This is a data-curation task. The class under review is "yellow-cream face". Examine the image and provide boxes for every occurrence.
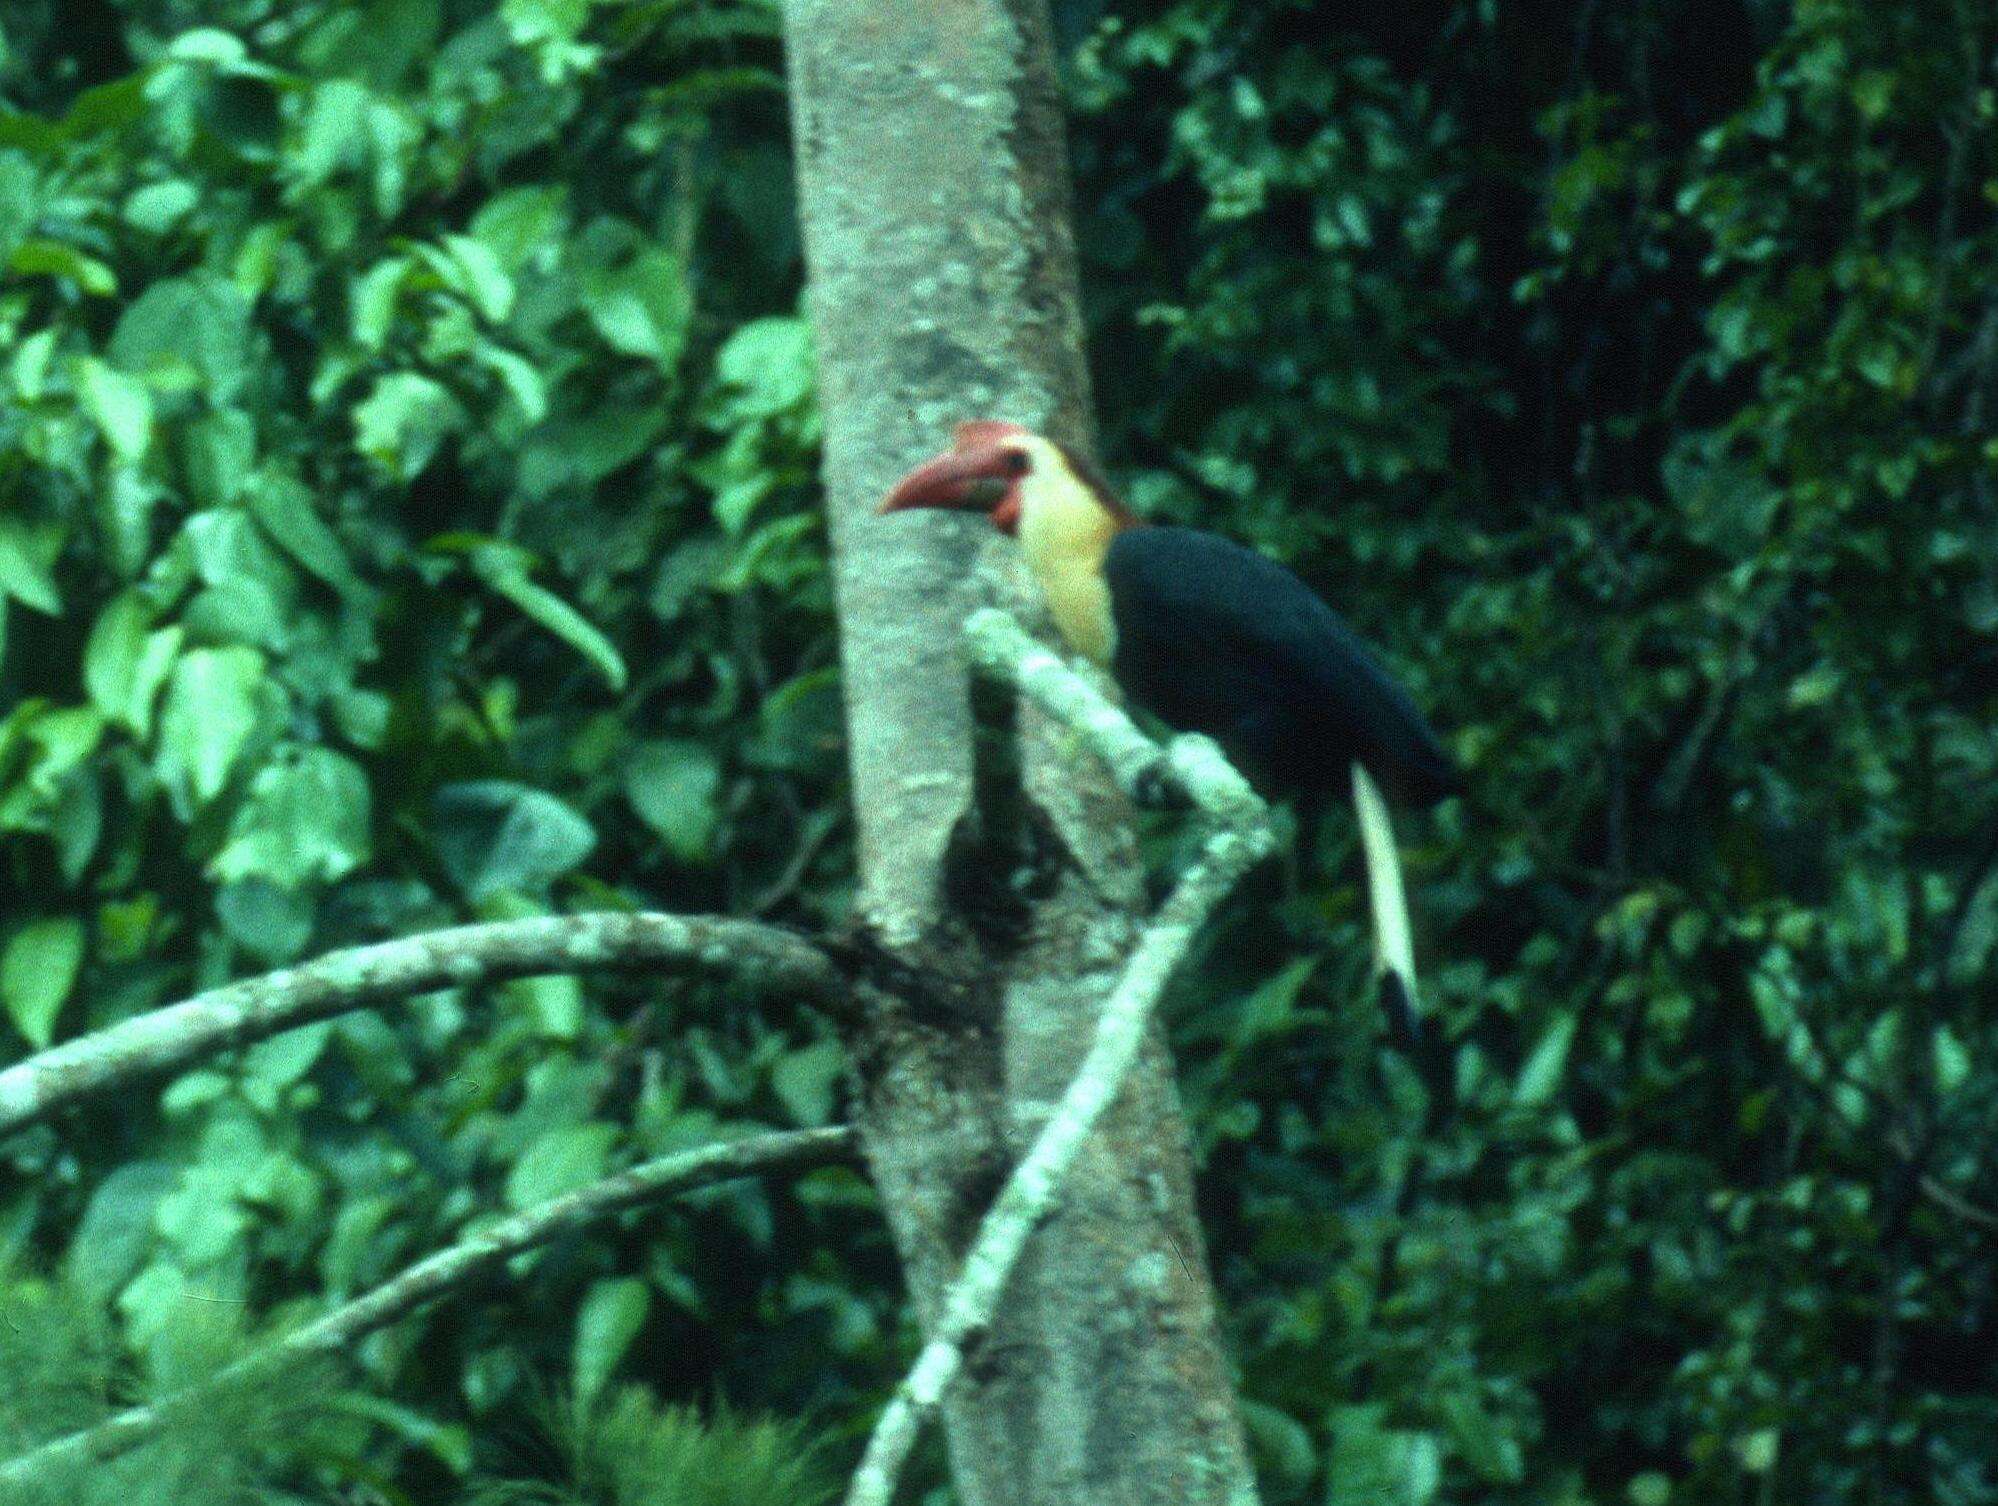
[878,424,1125,667]
[1007,435,1120,666]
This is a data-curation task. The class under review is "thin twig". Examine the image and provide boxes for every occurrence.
[0,913,847,1139]
[0,1126,860,1486]
[1918,1171,1998,1231]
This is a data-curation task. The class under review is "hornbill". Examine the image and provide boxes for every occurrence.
[881,420,1458,1014]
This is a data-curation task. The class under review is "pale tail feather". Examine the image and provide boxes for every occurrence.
[1350,761,1417,1009]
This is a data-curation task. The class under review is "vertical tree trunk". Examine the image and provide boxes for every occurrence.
[783,4,1260,1503]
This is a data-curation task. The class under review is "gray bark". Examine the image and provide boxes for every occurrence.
[784,5,1259,1503]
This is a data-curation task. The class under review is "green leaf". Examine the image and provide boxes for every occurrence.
[469,543,627,691]
[1325,1407,1441,1506]
[216,879,316,963]
[470,185,570,270]
[351,255,411,349]
[475,345,549,423]
[439,233,515,323]
[247,473,366,598]
[327,1395,473,1475]
[1628,1474,1671,1506]
[503,0,594,47]
[98,468,161,578]
[85,591,183,734]
[1935,1025,1972,1097]
[332,687,391,749]
[12,706,105,795]
[182,409,256,508]
[0,517,63,614]
[157,646,266,805]
[7,238,116,295]
[1239,1400,1317,1493]
[771,1040,845,1127]
[167,28,251,66]
[1787,661,1841,709]
[1514,1014,1577,1106]
[108,273,253,399]
[0,150,38,264]
[185,507,281,589]
[581,247,690,367]
[746,667,842,771]
[432,781,595,900]
[354,370,465,479]
[61,72,151,136]
[293,79,414,212]
[624,738,721,863]
[210,748,373,887]
[518,401,668,495]
[648,537,726,620]
[77,356,154,462]
[122,179,200,234]
[504,970,585,1040]
[13,326,55,398]
[506,1121,618,1208]
[178,511,298,648]
[51,763,102,880]
[709,316,813,421]
[573,1276,650,1411]
[3,916,86,1048]
[1439,1390,1524,1484]
[1850,70,1893,121]
[240,1021,335,1111]
[70,1161,177,1302]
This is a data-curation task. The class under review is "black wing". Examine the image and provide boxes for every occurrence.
[1103,527,1456,803]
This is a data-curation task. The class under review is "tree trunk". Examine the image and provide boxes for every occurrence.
[783,4,1260,1503]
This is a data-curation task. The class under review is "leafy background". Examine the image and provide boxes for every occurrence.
[1,0,1994,1502]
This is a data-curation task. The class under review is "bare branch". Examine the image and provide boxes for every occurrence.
[845,613,1275,1506]
[1918,1171,1998,1232]
[0,1126,860,1484]
[0,913,847,1139]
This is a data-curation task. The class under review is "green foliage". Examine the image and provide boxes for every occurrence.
[0,1263,352,1506]
[463,1387,839,1506]
[1071,0,1998,1501]
[2,0,1994,1501]
[0,0,861,1496]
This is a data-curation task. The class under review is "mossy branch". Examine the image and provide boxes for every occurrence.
[0,913,848,1140]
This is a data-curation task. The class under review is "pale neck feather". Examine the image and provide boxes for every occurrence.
[1013,437,1121,666]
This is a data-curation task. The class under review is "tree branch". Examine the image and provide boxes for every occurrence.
[845,612,1274,1506]
[0,913,847,1139]
[963,609,1262,822]
[0,1126,860,1484]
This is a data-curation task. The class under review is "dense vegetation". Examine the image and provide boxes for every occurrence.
[1,0,1993,1501]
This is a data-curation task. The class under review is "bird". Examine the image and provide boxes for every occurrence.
[879,419,1458,1017]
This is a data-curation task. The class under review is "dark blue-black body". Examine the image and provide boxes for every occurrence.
[1103,527,1457,806]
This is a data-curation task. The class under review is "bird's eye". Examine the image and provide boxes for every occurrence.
[1005,450,1031,476]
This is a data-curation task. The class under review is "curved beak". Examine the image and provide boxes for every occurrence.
[879,443,1014,515]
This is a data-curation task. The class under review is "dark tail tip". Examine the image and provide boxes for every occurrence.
[1379,969,1424,1053]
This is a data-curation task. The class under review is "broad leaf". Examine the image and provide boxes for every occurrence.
[157,646,266,805]
[3,915,86,1048]
[432,781,595,900]
[623,738,721,863]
